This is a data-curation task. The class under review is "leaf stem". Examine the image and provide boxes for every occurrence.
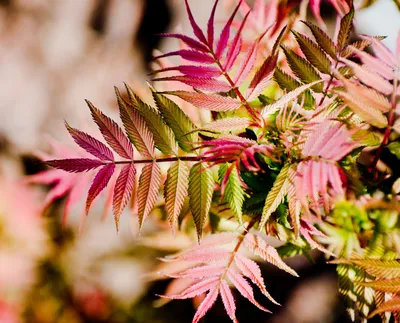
[220,217,258,281]
[318,60,339,107]
[112,155,201,165]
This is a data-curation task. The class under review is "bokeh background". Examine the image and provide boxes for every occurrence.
[0,0,399,322]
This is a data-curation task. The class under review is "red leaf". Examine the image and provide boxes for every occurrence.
[65,122,114,161]
[246,54,278,101]
[85,163,115,215]
[207,0,219,48]
[86,101,134,159]
[192,287,219,323]
[184,0,208,45]
[215,0,241,59]
[163,91,242,111]
[154,50,214,64]
[152,65,221,78]
[220,280,238,323]
[113,163,136,230]
[153,76,231,92]
[159,33,209,52]
[47,158,104,173]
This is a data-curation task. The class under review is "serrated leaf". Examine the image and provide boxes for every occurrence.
[369,298,400,319]
[358,278,400,293]
[218,163,244,225]
[115,88,155,158]
[292,30,331,74]
[281,46,323,92]
[113,163,136,230]
[261,80,322,116]
[244,234,298,276]
[152,76,231,92]
[47,158,105,173]
[137,162,161,230]
[164,160,189,234]
[188,163,214,240]
[124,84,177,155]
[259,163,290,228]
[152,65,221,78]
[220,280,237,322]
[274,67,301,91]
[201,117,251,133]
[162,91,243,111]
[302,20,337,59]
[336,90,388,128]
[86,163,115,215]
[65,122,114,161]
[152,92,197,153]
[154,50,214,64]
[192,287,219,323]
[86,100,134,159]
[337,8,354,52]
[331,259,400,279]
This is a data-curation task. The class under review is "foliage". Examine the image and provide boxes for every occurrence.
[33,0,400,321]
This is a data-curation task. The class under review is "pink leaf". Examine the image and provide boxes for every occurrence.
[184,0,208,45]
[85,163,115,215]
[234,254,279,305]
[244,234,298,276]
[159,33,209,52]
[65,122,114,161]
[113,163,136,230]
[233,41,258,86]
[227,269,271,312]
[153,76,231,92]
[163,91,242,111]
[169,247,232,263]
[86,100,134,159]
[220,280,238,323]
[309,0,325,28]
[215,0,241,59]
[152,65,222,78]
[207,0,219,49]
[47,158,105,173]
[137,162,161,230]
[154,50,215,64]
[350,46,394,80]
[246,54,278,101]
[340,58,393,95]
[192,287,219,323]
[360,35,398,68]
[166,277,220,299]
[169,264,225,279]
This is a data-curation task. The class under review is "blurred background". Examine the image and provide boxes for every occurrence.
[0,0,399,322]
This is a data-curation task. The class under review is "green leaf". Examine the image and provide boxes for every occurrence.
[302,20,337,59]
[152,92,198,153]
[337,7,354,52]
[281,46,323,92]
[164,160,190,234]
[218,163,244,225]
[259,162,290,228]
[388,142,400,159]
[124,83,177,155]
[291,30,331,74]
[274,67,301,91]
[188,163,214,240]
